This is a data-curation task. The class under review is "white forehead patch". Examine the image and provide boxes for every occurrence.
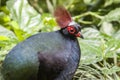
[68,21,77,26]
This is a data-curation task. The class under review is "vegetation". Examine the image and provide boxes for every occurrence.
[0,0,120,80]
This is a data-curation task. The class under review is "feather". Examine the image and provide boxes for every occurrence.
[54,6,72,28]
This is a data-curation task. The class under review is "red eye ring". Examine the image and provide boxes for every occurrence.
[67,26,76,34]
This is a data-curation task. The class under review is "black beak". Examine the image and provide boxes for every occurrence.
[75,32,84,39]
[80,34,84,39]
[79,32,84,39]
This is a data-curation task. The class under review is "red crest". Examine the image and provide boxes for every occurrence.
[54,6,72,28]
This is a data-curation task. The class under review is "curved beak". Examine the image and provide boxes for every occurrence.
[75,32,84,39]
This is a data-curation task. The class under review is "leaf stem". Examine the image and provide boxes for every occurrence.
[73,12,103,20]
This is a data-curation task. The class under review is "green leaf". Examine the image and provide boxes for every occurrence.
[104,0,113,7]
[79,28,103,64]
[0,36,10,41]
[114,30,120,39]
[79,28,120,65]
[114,0,120,3]
[82,28,101,39]
[101,66,120,75]
[6,0,42,34]
[0,12,10,24]
[42,16,58,32]
[100,22,115,36]
[0,25,16,39]
[46,0,54,14]
[100,8,120,24]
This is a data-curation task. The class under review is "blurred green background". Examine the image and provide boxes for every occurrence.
[0,0,120,80]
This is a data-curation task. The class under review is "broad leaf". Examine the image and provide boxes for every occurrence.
[6,0,41,34]
[100,8,120,24]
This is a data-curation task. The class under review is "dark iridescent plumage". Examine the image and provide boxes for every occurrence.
[1,6,82,80]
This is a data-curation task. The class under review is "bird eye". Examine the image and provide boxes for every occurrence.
[70,29,74,33]
[67,26,76,34]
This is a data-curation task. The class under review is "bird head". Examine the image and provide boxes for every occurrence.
[54,6,83,38]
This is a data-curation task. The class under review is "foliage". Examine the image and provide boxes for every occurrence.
[0,0,120,80]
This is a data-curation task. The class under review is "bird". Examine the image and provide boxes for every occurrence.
[1,6,83,80]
